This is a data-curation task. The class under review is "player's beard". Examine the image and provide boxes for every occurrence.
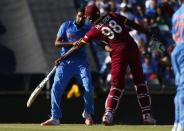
[75,20,85,29]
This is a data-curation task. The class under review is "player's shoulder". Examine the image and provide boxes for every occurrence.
[61,20,73,27]
[173,5,184,17]
[108,12,126,21]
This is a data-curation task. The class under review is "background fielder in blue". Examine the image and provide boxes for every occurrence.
[171,1,184,131]
[41,7,94,126]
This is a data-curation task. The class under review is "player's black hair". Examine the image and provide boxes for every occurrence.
[77,6,85,13]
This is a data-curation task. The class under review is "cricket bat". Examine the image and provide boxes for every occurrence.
[26,45,79,108]
[26,66,57,108]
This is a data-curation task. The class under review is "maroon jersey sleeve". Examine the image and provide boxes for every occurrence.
[83,26,101,43]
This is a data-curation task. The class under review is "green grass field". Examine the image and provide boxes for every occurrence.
[0,124,172,131]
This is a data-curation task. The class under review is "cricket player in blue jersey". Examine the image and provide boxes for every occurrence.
[171,1,184,131]
[41,7,94,126]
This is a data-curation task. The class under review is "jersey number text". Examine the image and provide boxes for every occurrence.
[101,20,122,39]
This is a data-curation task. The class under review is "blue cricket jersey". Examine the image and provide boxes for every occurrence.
[171,5,184,130]
[57,20,92,62]
[171,4,184,89]
[51,20,94,119]
[171,4,184,44]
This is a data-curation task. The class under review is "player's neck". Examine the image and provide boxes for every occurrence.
[75,21,84,29]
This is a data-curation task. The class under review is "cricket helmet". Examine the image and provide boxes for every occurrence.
[85,4,100,22]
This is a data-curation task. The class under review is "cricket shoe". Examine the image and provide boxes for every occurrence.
[41,118,60,126]
[172,123,178,131]
[102,111,113,126]
[174,123,184,131]
[142,113,156,125]
[82,112,93,126]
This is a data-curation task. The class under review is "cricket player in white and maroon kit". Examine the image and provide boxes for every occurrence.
[171,1,184,131]
[72,4,156,125]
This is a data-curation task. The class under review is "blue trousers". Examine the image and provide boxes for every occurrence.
[171,44,184,128]
[50,61,94,119]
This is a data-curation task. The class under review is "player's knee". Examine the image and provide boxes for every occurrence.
[135,84,149,95]
[134,84,151,110]
[109,87,122,98]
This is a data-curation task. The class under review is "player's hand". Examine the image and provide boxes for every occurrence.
[72,39,83,47]
[105,45,112,52]
[55,57,62,66]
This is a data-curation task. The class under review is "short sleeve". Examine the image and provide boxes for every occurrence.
[57,21,68,38]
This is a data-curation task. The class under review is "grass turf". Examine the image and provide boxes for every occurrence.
[0,124,172,131]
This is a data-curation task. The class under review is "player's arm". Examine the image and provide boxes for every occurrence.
[55,21,75,48]
[98,41,112,52]
[123,16,161,47]
[55,38,86,65]
[74,37,112,52]
[55,28,100,65]
[124,18,150,35]
[55,36,74,48]
[73,38,87,46]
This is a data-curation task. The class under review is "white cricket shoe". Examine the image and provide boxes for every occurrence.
[82,111,93,126]
[41,118,60,126]
[102,111,113,125]
[172,123,178,131]
[143,113,156,125]
[176,124,184,131]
